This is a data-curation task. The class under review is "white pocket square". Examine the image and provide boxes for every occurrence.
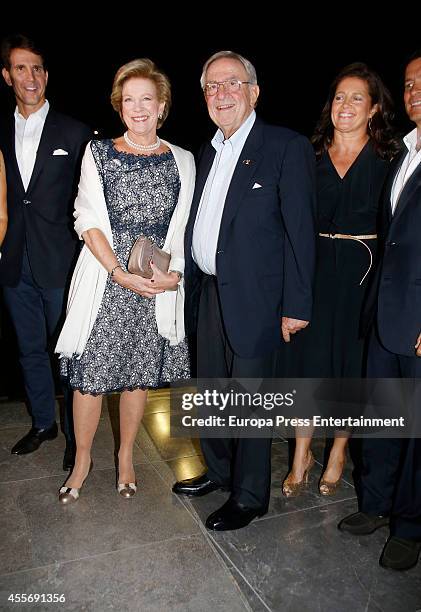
[252,182,262,189]
[53,149,68,156]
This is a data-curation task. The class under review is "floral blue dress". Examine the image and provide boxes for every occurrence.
[60,140,190,394]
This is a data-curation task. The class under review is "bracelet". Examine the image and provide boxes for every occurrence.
[110,264,122,279]
[169,269,183,280]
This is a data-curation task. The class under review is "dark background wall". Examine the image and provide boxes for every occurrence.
[0,15,418,396]
[0,20,417,147]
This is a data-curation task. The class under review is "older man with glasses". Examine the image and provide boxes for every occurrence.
[172,50,317,531]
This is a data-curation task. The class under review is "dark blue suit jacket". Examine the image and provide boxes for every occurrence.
[184,117,317,359]
[375,150,421,356]
[0,109,91,289]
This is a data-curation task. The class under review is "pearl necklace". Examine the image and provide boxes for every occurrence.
[123,131,161,152]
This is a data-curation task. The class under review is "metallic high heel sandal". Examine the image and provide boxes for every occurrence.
[319,462,344,496]
[58,459,93,505]
[282,452,315,498]
[116,459,137,498]
[117,481,138,498]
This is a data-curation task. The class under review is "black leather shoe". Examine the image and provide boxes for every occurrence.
[205,497,267,531]
[63,440,76,471]
[172,474,224,497]
[380,536,421,571]
[338,511,389,535]
[11,423,58,455]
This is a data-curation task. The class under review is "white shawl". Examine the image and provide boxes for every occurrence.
[55,139,195,358]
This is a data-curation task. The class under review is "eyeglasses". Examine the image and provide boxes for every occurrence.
[203,80,253,96]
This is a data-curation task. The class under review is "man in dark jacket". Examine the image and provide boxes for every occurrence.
[0,34,91,468]
[340,50,421,571]
[173,50,316,530]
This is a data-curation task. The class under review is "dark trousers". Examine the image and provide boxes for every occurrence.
[360,325,421,540]
[197,275,278,510]
[2,249,73,439]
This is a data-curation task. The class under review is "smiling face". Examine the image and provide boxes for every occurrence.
[204,57,259,139]
[404,57,421,128]
[121,77,165,143]
[2,48,48,118]
[331,76,377,136]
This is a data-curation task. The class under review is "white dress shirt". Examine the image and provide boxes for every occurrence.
[15,100,50,191]
[192,111,256,275]
[391,127,421,215]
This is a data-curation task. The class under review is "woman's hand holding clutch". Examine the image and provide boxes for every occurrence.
[149,262,180,292]
[112,267,165,297]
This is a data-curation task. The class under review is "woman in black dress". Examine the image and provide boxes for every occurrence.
[283,63,401,497]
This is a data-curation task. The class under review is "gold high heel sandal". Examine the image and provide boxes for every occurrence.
[319,462,344,496]
[282,452,315,497]
[59,459,93,505]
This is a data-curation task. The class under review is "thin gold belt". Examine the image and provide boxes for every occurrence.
[318,233,377,285]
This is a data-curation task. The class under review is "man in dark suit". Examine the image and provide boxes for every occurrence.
[173,51,316,530]
[0,34,91,468]
[340,51,421,571]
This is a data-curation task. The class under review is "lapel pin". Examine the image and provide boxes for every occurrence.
[242,159,253,165]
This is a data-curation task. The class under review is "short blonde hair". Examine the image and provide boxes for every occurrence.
[110,58,171,128]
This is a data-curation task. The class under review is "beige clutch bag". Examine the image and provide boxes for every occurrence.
[127,235,170,279]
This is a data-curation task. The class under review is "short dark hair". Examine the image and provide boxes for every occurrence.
[1,33,47,71]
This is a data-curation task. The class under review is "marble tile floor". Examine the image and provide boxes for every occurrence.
[0,394,420,611]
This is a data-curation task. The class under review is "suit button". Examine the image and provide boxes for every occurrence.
[217,250,224,254]
[386,241,397,246]
[23,199,31,205]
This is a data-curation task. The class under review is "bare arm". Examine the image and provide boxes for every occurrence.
[82,228,179,296]
[0,151,7,248]
[415,332,421,357]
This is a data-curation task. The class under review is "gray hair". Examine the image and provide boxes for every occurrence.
[200,50,258,89]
